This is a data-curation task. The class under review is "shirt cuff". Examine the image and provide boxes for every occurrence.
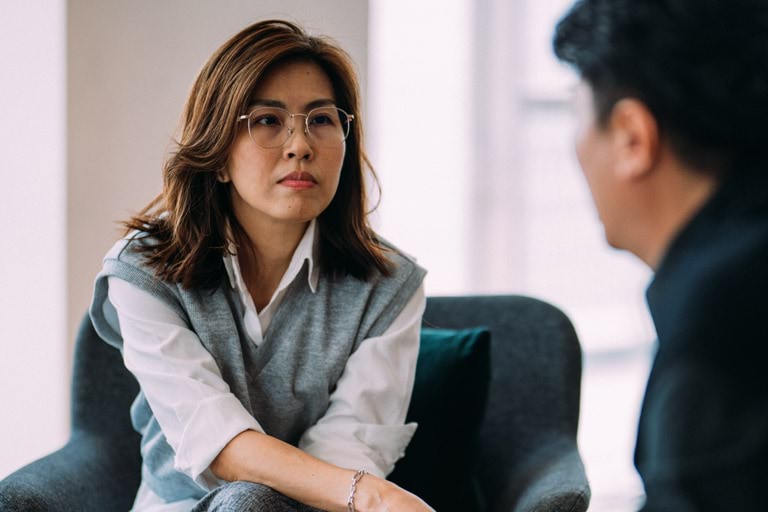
[173,393,264,485]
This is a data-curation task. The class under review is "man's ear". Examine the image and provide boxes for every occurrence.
[608,98,659,181]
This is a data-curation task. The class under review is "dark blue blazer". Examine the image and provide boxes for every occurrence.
[637,167,768,511]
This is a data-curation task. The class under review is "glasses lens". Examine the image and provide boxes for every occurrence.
[247,107,290,148]
[245,107,352,148]
[306,107,351,147]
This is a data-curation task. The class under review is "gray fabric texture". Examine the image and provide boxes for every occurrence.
[88,234,426,503]
[421,296,590,512]
[191,481,323,512]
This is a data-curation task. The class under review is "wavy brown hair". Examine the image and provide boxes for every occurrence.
[125,19,391,289]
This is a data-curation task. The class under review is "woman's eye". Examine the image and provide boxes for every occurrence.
[254,114,281,126]
[310,115,334,126]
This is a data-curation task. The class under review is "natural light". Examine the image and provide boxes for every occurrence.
[2,2,660,510]
[368,1,656,510]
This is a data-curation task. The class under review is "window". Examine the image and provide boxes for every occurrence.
[369,0,655,509]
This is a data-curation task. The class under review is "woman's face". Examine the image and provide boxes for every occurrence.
[222,59,345,234]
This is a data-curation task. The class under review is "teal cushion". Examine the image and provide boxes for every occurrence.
[389,327,491,512]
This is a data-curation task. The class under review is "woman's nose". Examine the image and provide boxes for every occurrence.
[283,121,313,160]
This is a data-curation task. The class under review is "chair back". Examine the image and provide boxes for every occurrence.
[71,313,142,505]
[422,295,584,511]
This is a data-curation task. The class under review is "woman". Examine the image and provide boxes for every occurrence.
[89,20,432,512]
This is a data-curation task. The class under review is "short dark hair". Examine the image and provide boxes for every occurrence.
[553,0,768,175]
[126,20,391,289]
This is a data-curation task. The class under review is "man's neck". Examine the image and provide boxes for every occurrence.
[640,165,719,270]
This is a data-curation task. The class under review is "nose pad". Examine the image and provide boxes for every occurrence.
[283,124,313,159]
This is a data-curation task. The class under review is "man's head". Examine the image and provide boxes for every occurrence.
[553,0,768,266]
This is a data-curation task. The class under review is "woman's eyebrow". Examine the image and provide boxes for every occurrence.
[251,99,286,109]
[305,98,336,110]
[248,98,336,111]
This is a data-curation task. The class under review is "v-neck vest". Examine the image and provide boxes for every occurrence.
[90,234,426,502]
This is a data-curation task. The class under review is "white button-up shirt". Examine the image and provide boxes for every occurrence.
[106,220,425,511]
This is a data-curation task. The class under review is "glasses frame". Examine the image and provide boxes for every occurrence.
[237,106,355,149]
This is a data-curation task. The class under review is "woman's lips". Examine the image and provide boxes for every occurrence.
[279,171,317,189]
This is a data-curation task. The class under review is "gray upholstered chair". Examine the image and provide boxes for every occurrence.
[0,295,589,512]
[419,296,589,512]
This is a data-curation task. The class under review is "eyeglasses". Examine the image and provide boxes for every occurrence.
[237,106,354,148]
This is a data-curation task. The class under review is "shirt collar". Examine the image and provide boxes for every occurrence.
[223,218,319,294]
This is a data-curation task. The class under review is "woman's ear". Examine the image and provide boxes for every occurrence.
[608,98,660,181]
[218,168,231,183]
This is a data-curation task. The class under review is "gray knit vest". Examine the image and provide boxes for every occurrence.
[89,234,426,502]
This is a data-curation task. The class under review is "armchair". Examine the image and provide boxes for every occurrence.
[416,296,590,512]
[0,295,589,511]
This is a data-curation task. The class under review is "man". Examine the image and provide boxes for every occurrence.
[553,0,768,510]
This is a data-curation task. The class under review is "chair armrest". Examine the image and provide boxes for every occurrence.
[0,433,140,512]
[507,442,591,512]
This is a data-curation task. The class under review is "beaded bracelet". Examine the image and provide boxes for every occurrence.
[346,469,368,512]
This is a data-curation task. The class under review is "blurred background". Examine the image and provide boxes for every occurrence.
[0,1,655,510]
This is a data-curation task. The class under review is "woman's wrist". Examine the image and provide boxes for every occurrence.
[346,470,368,511]
[346,472,396,512]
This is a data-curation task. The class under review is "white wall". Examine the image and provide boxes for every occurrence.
[368,0,473,295]
[1,0,369,479]
[0,0,67,478]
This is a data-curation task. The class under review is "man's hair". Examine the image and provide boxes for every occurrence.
[553,0,768,175]
[125,20,391,289]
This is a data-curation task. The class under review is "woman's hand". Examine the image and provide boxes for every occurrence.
[354,475,435,512]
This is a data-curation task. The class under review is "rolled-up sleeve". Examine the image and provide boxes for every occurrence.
[107,277,264,488]
[298,283,426,477]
